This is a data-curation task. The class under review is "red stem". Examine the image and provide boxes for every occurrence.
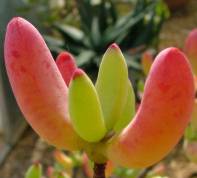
[93,162,106,178]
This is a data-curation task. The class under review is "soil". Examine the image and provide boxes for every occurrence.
[159,0,197,50]
[0,0,197,178]
[0,128,54,178]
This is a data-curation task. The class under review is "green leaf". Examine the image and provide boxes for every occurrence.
[103,9,144,45]
[185,124,197,142]
[124,53,141,70]
[90,17,101,47]
[75,0,94,30]
[44,35,64,47]
[76,50,96,67]
[96,44,128,131]
[55,24,84,43]
[69,69,106,142]
[114,167,140,178]
[25,163,42,178]
[98,1,117,33]
[55,24,91,50]
[44,35,65,54]
[114,80,135,133]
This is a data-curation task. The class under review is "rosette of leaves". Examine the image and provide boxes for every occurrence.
[5,17,194,177]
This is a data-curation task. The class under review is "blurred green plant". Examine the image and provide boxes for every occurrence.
[45,0,169,70]
[113,167,141,178]
[25,163,42,178]
[185,124,197,142]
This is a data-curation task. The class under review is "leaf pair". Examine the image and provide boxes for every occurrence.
[68,44,135,142]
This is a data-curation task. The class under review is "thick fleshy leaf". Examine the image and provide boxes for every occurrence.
[96,43,128,131]
[69,69,106,142]
[4,17,80,150]
[113,80,135,133]
[53,150,73,169]
[25,163,42,178]
[108,48,194,168]
[184,28,197,75]
[56,51,77,86]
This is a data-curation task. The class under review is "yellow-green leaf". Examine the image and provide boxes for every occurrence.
[69,69,106,142]
[114,80,135,133]
[25,163,42,178]
[96,43,128,131]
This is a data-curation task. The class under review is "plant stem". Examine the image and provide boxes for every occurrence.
[93,162,106,178]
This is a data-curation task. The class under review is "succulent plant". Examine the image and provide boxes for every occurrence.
[184,29,197,141]
[4,17,194,177]
[184,28,197,163]
[25,163,42,178]
[185,29,197,76]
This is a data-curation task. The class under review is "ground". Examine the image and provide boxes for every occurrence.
[159,0,197,50]
[0,129,54,178]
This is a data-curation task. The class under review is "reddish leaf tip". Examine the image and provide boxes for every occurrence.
[7,17,26,30]
[33,161,41,167]
[109,43,120,50]
[56,52,76,64]
[9,16,23,23]
[56,52,77,86]
[168,47,181,53]
[72,69,85,80]
[185,28,197,53]
[161,47,186,60]
[188,28,197,38]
